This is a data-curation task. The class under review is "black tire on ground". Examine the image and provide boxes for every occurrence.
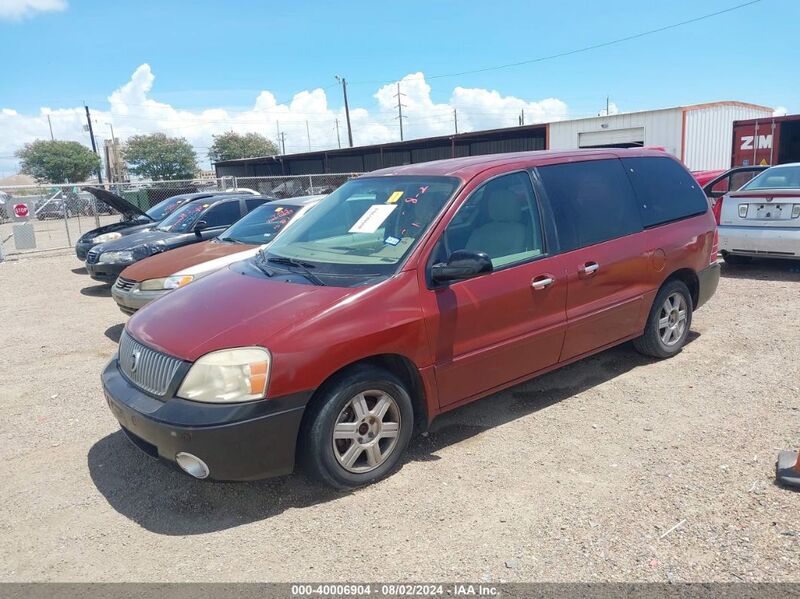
[300,364,414,489]
[722,253,752,265]
[633,279,693,359]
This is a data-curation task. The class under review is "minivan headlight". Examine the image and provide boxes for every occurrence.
[177,347,271,403]
[92,232,122,243]
[98,250,134,264]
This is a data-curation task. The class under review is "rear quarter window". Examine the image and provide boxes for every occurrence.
[537,158,642,251]
[622,157,708,227]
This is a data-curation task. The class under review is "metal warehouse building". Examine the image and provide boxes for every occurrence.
[214,100,773,177]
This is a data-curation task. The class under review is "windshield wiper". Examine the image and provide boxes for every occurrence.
[267,256,327,286]
[217,237,245,244]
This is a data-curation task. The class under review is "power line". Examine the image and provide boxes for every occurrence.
[349,0,763,86]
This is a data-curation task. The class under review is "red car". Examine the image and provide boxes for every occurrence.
[103,149,720,488]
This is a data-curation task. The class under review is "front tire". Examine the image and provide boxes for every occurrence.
[634,279,693,359]
[301,365,414,489]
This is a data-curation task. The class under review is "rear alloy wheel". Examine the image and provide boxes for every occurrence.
[302,365,414,489]
[634,280,693,359]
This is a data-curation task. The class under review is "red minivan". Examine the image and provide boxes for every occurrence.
[102,149,720,488]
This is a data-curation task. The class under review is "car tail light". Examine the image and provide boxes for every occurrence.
[712,196,724,225]
[710,228,719,265]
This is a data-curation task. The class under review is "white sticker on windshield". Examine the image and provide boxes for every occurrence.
[348,204,397,234]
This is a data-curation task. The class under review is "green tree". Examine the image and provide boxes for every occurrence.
[208,131,279,163]
[15,140,101,183]
[123,133,198,180]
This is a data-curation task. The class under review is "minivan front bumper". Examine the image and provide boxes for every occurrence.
[101,359,309,481]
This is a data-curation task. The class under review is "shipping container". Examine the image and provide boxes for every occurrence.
[731,114,800,167]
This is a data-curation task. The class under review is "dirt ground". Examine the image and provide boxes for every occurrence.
[0,250,798,583]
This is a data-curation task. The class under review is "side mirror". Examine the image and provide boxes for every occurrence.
[193,220,208,235]
[431,250,492,284]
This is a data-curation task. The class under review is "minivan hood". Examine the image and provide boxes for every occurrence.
[84,187,150,220]
[127,266,355,361]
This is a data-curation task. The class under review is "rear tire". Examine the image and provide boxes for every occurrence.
[634,279,693,359]
[300,364,414,489]
[722,253,751,265]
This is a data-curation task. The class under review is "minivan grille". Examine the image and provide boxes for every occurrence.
[115,277,136,291]
[118,331,183,397]
[86,250,100,264]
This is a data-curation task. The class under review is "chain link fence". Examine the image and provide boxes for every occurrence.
[0,173,360,258]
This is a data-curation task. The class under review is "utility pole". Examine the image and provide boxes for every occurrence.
[305,120,311,151]
[519,109,525,126]
[336,75,353,147]
[334,118,341,149]
[47,115,54,140]
[84,104,103,184]
[453,109,458,134]
[394,82,407,141]
[279,132,287,155]
[606,95,610,116]
[275,121,283,154]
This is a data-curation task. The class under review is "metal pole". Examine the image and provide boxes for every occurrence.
[47,115,54,140]
[395,83,406,141]
[454,109,458,134]
[306,120,311,151]
[335,118,341,149]
[338,77,354,148]
[84,105,103,184]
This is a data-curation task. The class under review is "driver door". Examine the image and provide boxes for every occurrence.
[418,171,569,408]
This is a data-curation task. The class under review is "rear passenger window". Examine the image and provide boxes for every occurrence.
[537,158,642,251]
[246,198,267,211]
[622,157,707,227]
[202,201,242,227]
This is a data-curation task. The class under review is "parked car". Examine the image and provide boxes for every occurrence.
[75,189,244,261]
[716,162,800,264]
[102,149,719,488]
[111,195,323,314]
[85,194,271,283]
[701,165,767,209]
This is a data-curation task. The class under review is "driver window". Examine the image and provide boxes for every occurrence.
[439,172,544,269]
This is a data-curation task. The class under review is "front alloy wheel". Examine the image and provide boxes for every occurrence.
[302,365,414,489]
[333,390,401,473]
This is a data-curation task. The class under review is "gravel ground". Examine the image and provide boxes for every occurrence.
[0,251,798,582]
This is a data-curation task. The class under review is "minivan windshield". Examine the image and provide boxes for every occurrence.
[156,202,208,233]
[741,165,800,190]
[218,202,306,245]
[145,195,192,221]
[264,176,459,276]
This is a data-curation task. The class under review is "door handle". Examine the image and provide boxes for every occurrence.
[580,262,600,275]
[531,275,554,290]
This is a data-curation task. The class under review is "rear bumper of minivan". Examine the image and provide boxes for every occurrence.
[696,262,720,310]
[719,225,800,259]
[101,359,309,481]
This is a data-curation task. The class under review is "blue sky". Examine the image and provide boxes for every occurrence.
[0,0,797,173]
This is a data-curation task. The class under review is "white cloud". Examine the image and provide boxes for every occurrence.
[0,64,571,177]
[0,0,67,20]
[774,106,788,117]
